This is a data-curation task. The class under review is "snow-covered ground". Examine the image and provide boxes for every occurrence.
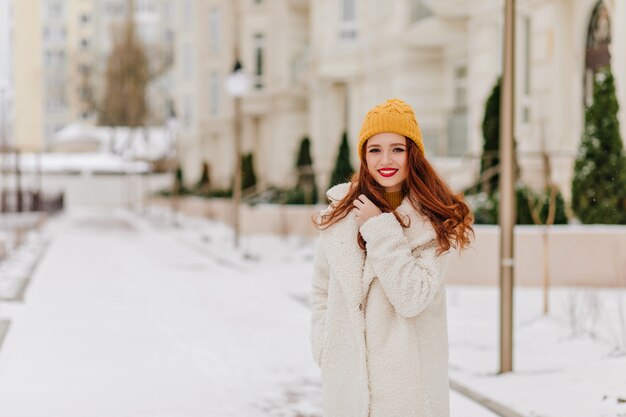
[0,213,48,301]
[0,207,623,417]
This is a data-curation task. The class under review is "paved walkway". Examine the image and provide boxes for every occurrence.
[0,209,497,417]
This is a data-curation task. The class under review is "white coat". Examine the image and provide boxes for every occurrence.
[310,182,451,417]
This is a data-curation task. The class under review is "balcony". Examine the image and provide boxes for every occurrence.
[405,15,466,48]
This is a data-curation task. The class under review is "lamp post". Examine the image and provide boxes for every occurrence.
[0,81,6,212]
[499,0,516,374]
[226,60,250,248]
[167,113,179,225]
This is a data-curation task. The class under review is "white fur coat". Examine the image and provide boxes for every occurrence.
[310,182,451,417]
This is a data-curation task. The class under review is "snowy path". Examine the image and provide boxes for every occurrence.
[0,209,497,417]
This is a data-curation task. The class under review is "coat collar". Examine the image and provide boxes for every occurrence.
[321,183,438,308]
[324,182,436,247]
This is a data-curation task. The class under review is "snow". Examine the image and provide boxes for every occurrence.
[0,213,48,300]
[0,152,151,174]
[0,207,623,416]
[53,123,176,161]
[0,123,176,176]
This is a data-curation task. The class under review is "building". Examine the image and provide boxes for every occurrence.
[309,0,476,191]
[173,0,310,190]
[8,0,175,152]
[175,0,626,202]
[0,0,14,148]
[309,0,626,200]
[78,0,176,125]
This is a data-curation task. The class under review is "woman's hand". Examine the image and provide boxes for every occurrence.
[353,194,382,228]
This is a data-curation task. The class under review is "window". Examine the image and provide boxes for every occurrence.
[410,0,432,22]
[183,43,193,81]
[209,8,221,54]
[45,96,65,113]
[80,38,89,49]
[183,0,194,28]
[78,63,91,76]
[79,86,92,100]
[105,2,125,17]
[80,13,90,23]
[445,65,468,157]
[254,33,264,89]
[342,0,355,21]
[454,66,467,110]
[184,95,193,128]
[44,49,65,67]
[210,72,219,116]
[45,1,64,20]
[339,0,357,40]
[584,1,611,106]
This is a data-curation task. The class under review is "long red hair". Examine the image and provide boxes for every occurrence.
[314,138,474,255]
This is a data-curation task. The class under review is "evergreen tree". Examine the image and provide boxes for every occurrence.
[99,0,149,127]
[572,68,626,224]
[195,161,211,194]
[297,136,313,168]
[173,165,188,195]
[329,131,354,189]
[480,78,502,194]
[241,153,257,191]
[293,136,318,204]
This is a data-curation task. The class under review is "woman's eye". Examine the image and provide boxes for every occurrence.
[368,149,380,153]
[394,148,405,152]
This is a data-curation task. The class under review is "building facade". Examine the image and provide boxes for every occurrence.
[0,0,14,149]
[308,0,626,199]
[5,0,624,203]
[173,0,309,190]
[8,0,175,152]
[175,0,625,202]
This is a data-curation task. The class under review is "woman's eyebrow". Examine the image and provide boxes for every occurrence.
[367,143,407,148]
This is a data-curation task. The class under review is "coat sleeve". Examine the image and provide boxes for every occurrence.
[359,212,447,318]
[309,237,329,367]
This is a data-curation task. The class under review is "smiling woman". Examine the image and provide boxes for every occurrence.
[310,98,474,417]
[364,132,408,193]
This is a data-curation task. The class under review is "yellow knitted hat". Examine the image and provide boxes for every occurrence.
[357,98,424,158]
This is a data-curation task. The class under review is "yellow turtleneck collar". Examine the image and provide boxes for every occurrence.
[384,190,405,210]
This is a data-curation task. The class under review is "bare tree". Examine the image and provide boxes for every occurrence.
[98,0,149,127]
[529,121,560,315]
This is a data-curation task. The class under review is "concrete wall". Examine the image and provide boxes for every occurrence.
[13,0,44,152]
[3,173,172,208]
[152,197,626,287]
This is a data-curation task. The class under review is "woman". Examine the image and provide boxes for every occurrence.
[310,98,474,417]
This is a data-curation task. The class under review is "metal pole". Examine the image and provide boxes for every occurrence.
[232,0,242,249]
[0,86,5,210]
[233,96,242,248]
[499,0,516,374]
[16,150,22,212]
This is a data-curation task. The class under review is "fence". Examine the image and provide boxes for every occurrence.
[1,190,64,214]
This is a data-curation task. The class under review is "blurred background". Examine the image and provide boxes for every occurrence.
[0,0,625,416]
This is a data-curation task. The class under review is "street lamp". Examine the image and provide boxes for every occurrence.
[167,111,180,225]
[226,60,250,248]
[499,0,516,374]
[0,80,8,212]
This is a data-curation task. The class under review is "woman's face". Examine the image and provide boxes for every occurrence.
[364,132,408,193]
